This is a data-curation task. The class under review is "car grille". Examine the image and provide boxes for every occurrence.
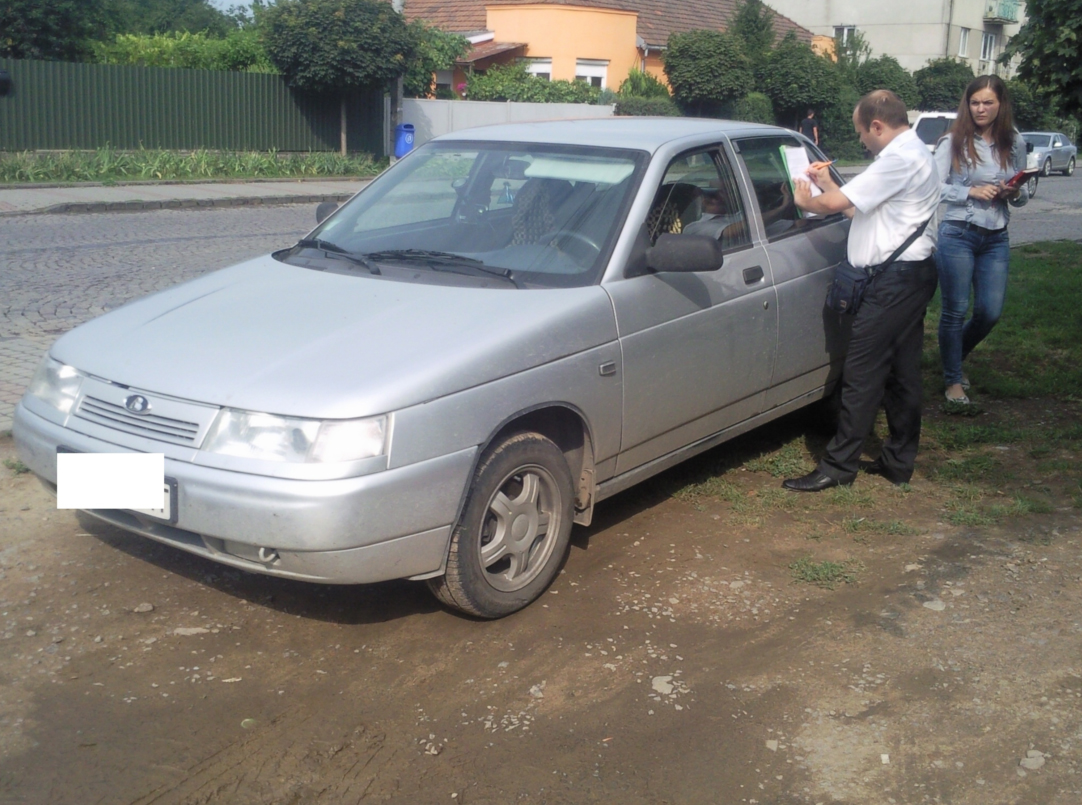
[75,395,201,445]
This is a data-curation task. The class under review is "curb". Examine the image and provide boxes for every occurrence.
[0,192,358,217]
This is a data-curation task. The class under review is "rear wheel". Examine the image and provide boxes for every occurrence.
[1065,157,1075,177]
[427,432,574,618]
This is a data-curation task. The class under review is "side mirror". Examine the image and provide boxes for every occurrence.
[315,201,338,224]
[646,233,724,273]
[1026,141,1034,153]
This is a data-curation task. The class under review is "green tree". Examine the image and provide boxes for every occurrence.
[856,56,919,110]
[1007,79,1058,131]
[914,57,974,111]
[263,0,413,94]
[403,21,469,98]
[834,29,871,86]
[1001,0,1082,119]
[759,34,839,127]
[617,67,671,99]
[664,29,753,116]
[730,0,776,69]
[1,0,111,60]
[615,96,681,116]
[727,91,774,124]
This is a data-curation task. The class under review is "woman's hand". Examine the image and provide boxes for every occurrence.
[967,184,1000,202]
[996,181,1021,200]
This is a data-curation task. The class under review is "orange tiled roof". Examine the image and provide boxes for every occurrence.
[403,0,813,47]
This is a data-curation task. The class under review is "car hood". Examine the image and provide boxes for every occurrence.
[51,256,618,419]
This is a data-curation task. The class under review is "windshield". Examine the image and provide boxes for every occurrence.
[915,116,953,145]
[1023,134,1051,147]
[300,141,646,288]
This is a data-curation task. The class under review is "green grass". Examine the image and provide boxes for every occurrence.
[3,458,29,475]
[0,148,384,184]
[789,557,862,589]
[946,494,1054,527]
[932,454,1006,483]
[745,440,814,478]
[842,517,920,537]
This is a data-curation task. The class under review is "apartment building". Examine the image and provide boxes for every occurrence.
[766,0,1025,74]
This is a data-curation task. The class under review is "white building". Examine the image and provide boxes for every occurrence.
[767,0,1025,75]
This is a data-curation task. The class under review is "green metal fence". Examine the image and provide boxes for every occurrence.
[0,58,384,154]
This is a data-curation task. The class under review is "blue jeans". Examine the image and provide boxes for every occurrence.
[935,222,1010,387]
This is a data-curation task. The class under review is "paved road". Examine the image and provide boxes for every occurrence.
[1,173,1079,429]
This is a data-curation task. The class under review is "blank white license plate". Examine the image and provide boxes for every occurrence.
[131,484,172,521]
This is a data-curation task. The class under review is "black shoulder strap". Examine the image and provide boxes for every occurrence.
[871,216,933,276]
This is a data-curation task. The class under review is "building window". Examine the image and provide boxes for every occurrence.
[958,28,970,57]
[834,26,856,45]
[981,32,997,62]
[574,59,609,89]
[525,59,552,81]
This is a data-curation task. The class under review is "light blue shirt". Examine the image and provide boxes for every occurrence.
[935,132,1029,230]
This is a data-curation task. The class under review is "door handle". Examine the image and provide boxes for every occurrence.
[743,266,764,284]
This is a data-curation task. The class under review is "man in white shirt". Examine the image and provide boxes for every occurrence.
[782,90,940,492]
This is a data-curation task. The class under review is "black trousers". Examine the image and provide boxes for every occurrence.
[819,257,939,483]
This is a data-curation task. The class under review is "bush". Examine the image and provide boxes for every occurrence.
[725,91,774,124]
[664,29,752,116]
[856,56,919,110]
[759,34,840,127]
[92,30,275,72]
[614,96,681,116]
[914,58,974,112]
[819,83,864,160]
[466,62,601,104]
[403,21,469,98]
[618,67,671,99]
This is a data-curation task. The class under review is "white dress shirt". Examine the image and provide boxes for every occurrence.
[840,129,940,268]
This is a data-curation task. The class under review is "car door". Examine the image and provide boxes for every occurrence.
[729,134,851,410]
[606,145,778,474]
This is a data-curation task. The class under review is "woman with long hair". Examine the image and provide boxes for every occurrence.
[934,75,1028,404]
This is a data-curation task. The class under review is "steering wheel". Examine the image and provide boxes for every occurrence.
[538,229,601,256]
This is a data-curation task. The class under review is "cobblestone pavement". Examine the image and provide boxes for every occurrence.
[0,205,313,429]
[1,174,1079,430]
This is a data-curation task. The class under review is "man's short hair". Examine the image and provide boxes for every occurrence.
[854,90,908,130]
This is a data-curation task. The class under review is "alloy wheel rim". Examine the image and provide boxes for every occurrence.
[478,464,562,592]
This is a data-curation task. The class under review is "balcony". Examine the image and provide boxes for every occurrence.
[984,0,1020,23]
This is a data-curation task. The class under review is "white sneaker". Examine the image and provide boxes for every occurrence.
[945,391,971,405]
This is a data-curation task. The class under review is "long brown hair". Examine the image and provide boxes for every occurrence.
[950,75,1015,172]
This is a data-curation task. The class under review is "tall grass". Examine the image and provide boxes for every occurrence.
[0,148,383,184]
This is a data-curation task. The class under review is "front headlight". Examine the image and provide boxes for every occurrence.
[27,357,83,414]
[202,409,387,464]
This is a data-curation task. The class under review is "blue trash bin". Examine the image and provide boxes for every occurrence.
[394,124,415,158]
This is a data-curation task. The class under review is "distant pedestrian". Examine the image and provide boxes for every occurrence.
[934,75,1028,405]
[799,109,820,146]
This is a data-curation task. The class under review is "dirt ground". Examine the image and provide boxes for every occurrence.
[1,399,1081,805]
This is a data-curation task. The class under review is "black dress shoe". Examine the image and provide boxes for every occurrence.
[860,459,910,485]
[782,470,846,492]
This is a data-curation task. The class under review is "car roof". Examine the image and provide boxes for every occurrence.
[429,117,788,152]
[1022,131,1061,136]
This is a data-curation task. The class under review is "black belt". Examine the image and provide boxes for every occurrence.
[944,219,1006,236]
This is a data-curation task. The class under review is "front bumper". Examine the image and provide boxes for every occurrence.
[13,402,476,584]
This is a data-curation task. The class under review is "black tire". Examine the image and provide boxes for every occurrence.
[1065,157,1075,177]
[427,432,574,618]
[1041,158,1052,177]
[1026,175,1038,198]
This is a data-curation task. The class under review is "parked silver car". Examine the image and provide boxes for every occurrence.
[1023,131,1077,177]
[14,119,850,618]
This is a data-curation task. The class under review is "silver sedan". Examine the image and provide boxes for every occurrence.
[15,118,850,618]
[1023,131,1077,177]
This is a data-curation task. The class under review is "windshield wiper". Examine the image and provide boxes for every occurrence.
[295,238,381,275]
[362,249,517,286]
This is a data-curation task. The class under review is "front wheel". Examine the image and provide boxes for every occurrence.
[1041,158,1052,177]
[1065,157,1075,177]
[1026,175,1038,198]
[427,432,574,618]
